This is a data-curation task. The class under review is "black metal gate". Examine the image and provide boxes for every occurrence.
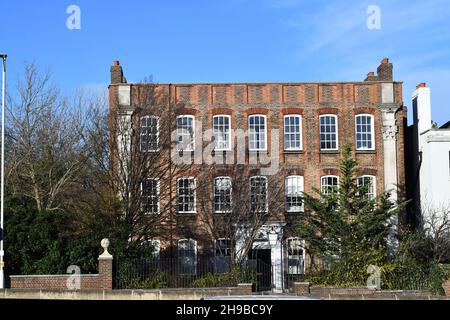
[248,249,273,292]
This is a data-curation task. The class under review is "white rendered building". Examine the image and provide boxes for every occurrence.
[411,83,450,231]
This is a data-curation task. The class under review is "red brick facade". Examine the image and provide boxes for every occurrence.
[109,59,406,270]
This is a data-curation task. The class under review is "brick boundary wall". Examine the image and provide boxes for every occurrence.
[10,242,113,291]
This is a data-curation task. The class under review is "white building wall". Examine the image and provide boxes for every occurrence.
[419,131,450,214]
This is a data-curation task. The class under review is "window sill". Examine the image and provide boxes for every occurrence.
[285,211,304,215]
[355,150,376,154]
[320,150,339,154]
[177,212,197,216]
[284,150,304,155]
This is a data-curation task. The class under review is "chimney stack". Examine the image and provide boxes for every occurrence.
[377,58,393,81]
[364,71,378,81]
[110,60,126,84]
[412,82,432,137]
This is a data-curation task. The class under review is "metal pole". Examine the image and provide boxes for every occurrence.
[0,53,6,289]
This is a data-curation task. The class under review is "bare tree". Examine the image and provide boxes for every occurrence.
[81,82,193,250]
[6,62,88,212]
[420,201,450,263]
[197,162,285,265]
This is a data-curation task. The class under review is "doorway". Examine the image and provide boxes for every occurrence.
[248,248,272,292]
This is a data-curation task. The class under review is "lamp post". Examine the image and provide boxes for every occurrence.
[0,53,6,289]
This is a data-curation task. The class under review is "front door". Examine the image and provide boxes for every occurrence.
[248,249,272,292]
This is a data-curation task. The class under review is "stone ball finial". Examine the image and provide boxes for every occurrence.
[99,238,112,258]
[101,238,110,250]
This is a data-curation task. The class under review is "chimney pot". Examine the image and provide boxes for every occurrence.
[368,71,374,76]
[416,82,426,89]
[381,58,389,64]
[113,60,120,66]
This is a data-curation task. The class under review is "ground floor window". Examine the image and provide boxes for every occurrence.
[178,238,197,275]
[287,238,305,275]
[214,238,232,274]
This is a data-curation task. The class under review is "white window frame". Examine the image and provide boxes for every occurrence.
[214,238,232,274]
[319,114,339,151]
[320,175,339,195]
[357,175,377,199]
[212,115,232,151]
[355,114,375,151]
[213,176,232,214]
[177,177,196,214]
[249,176,268,213]
[248,115,267,152]
[285,176,304,213]
[140,178,160,214]
[177,239,197,275]
[176,115,195,152]
[284,115,303,151]
[287,238,306,275]
[140,115,160,152]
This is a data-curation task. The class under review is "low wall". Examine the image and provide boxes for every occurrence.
[10,274,100,290]
[0,284,253,300]
[293,282,443,299]
[10,256,113,290]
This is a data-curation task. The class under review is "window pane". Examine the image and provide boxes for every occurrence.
[357,176,376,199]
[321,176,339,195]
[178,239,197,275]
[214,177,232,213]
[249,116,267,151]
[355,115,374,150]
[287,239,304,275]
[213,116,231,150]
[177,116,195,151]
[284,116,302,151]
[141,179,159,214]
[285,176,304,213]
[319,115,338,150]
[249,176,268,213]
[177,178,196,213]
[140,116,159,152]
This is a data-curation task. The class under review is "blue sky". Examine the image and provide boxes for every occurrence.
[1,0,450,124]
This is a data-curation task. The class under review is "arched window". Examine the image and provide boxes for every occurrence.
[357,175,376,199]
[321,175,339,195]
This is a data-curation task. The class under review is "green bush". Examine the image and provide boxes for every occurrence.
[191,267,255,288]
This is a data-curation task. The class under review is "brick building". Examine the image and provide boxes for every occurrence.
[108,58,406,292]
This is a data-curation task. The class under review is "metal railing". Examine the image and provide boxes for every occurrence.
[114,256,261,290]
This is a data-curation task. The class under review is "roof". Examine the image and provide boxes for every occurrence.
[440,121,450,129]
